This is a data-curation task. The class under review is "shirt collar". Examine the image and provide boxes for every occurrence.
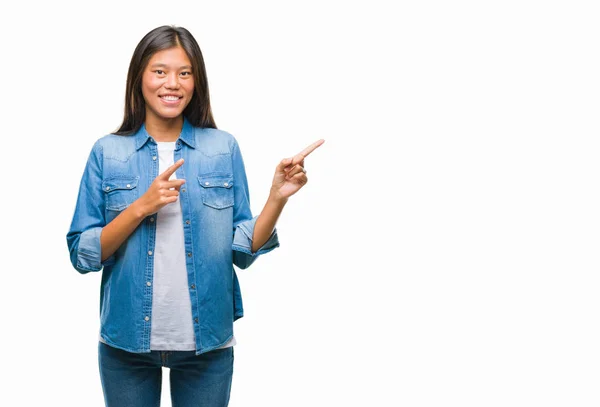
[178,116,196,149]
[134,116,196,150]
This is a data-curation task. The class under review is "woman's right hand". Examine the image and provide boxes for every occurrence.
[136,158,186,217]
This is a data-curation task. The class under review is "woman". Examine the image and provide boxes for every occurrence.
[66,25,323,407]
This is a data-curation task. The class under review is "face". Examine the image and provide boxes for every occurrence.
[141,46,195,123]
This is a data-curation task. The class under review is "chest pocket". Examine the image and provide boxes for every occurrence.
[198,174,234,209]
[102,176,139,211]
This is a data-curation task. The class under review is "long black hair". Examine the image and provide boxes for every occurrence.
[115,25,216,135]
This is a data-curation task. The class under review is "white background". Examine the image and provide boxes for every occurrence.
[1,1,599,406]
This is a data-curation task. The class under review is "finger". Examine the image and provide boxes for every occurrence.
[159,158,184,180]
[285,159,304,170]
[163,195,179,205]
[277,157,294,172]
[296,139,324,160]
[284,160,304,176]
[164,179,186,189]
[286,164,306,178]
[288,171,308,185]
[163,189,180,197]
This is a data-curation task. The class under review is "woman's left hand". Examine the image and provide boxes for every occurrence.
[271,139,325,200]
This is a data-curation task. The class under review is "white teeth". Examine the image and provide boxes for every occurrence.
[161,96,179,101]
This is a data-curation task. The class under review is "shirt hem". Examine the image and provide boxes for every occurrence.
[99,333,236,354]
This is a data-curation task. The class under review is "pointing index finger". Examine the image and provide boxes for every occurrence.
[296,139,325,159]
[160,158,184,180]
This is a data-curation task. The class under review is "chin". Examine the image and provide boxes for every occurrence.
[152,108,184,120]
[161,111,184,119]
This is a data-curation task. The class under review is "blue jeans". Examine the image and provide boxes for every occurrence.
[98,342,234,407]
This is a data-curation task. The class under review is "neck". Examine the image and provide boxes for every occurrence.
[145,114,184,142]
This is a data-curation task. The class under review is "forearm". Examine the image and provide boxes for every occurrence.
[100,201,147,261]
[251,189,287,253]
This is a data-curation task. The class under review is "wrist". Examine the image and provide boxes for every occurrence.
[269,188,289,206]
[129,200,149,220]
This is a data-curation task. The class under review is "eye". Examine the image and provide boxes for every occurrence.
[180,71,192,77]
[154,70,165,75]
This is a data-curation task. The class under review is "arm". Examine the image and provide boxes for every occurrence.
[230,138,324,268]
[251,190,287,253]
[99,159,186,261]
[67,145,187,272]
[251,139,325,252]
[99,201,146,261]
[66,142,108,274]
[231,139,281,269]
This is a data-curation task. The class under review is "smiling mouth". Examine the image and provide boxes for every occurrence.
[160,95,182,101]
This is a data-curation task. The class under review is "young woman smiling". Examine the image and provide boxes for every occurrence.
[67,25,323,407]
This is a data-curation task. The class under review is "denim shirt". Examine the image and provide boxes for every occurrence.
[66,118,279,355]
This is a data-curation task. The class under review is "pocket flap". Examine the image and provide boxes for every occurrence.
[198,174,233,189]
[102,177,139,192]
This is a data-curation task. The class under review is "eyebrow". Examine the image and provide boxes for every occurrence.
[149,63,192,70]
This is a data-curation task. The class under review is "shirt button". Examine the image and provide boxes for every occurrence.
[185,220,190,225]
[181,188,186,193]
[187,252,192,257]
[148,251,153,256]
[205,182,210,186]
[149,217,155,222]
[194,318,199,323]
[105,186,110,191]
[144,316,150,321]
[152,156,157,161]
[190,284,195,289]
[224,182,228,187]
[147,281,152,286]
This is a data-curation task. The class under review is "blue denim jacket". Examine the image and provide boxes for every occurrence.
[66,118,279,355]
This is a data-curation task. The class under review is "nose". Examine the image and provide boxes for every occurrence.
[165,73,180,89]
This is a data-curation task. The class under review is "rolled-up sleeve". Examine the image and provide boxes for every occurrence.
[66,141,113,274]
[230,138,280,269]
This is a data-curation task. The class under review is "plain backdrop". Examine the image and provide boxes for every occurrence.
[1,1,599,406]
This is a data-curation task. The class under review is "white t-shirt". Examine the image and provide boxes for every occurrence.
[149,141,236,351]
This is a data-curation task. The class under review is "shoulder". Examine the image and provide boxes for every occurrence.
[95,133,135,147]
[94,133,137,149]
[90,133,138,160]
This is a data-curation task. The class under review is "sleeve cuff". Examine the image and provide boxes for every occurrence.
[232,216,280,269]
[76,227,114,272]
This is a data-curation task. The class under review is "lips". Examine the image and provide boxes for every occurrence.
[159,94,183,106]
